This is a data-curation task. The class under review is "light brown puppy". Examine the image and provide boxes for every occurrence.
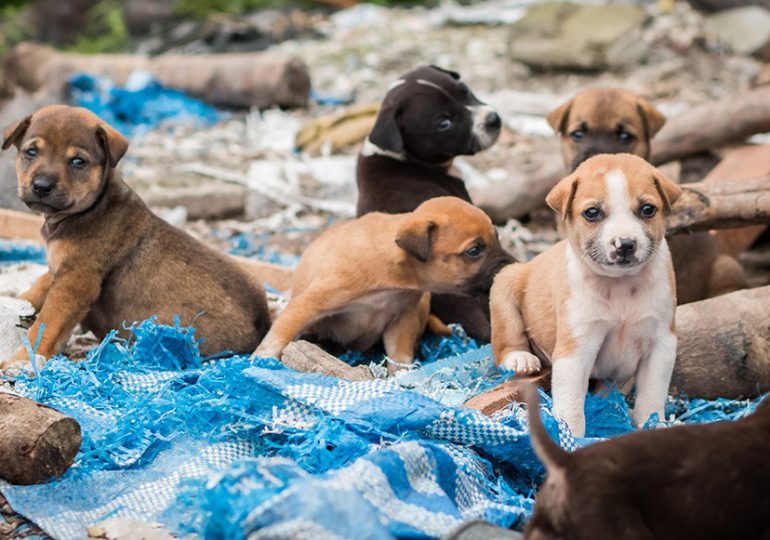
[547,87,746,304]
[491,154,680,437]
[254,197,513,373]
[1,105,271,367]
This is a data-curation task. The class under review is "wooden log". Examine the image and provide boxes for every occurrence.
[671,285,770,399]
[651,86,770,165]
[703,145,770,256]
[0,393,81,485]
[464,372,550,416]
[0,208,43,241]
[666,175,770,234]
[6,42,311,110]
[234,256,294,293]
[280,340,374,381]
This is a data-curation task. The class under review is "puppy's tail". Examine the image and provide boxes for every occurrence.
[523,384,570,470]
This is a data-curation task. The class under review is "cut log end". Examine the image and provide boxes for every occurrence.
[0,394,82,485]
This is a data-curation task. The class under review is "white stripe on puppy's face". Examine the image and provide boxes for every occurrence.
[467,104,499,151]
[597,169,651,270]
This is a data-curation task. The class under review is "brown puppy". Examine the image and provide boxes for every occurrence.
[254,197,512,373]
[491,154,680,437]
[523,385,770,540]
[1,105,270,366]
[547,87,746,304]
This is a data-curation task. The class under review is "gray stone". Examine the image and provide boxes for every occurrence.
[443,520,524,540]
[703,6,770,61]
[508,2,649,70]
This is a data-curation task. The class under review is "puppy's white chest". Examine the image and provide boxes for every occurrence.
[565,248,673,381]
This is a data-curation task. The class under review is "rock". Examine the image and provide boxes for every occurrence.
[508,3,649,71]
[703,6,770,61]
[121,0,175,36]
[443,520,524,540]
[86,518,175,540]
[281,340,374,381]
[139,182,247,220]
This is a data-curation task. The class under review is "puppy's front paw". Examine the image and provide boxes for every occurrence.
[0,348,35,371]
[498,350,542,375]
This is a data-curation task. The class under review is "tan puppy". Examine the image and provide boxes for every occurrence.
[491,154,681,437]
[254,197,513,372]
[547,87,746,304]
[1,105,271,366]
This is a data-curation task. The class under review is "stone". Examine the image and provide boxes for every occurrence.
[703,6,770,61]
[508,3,649,70]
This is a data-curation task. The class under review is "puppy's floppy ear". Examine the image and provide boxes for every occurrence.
[652,169,681,212]
[369,105,403,154]
[546,173,580,220]
[396,219,436,262]
[95,124,129,168]
[2,115,32,150]
[636,98,666,139]
[546,99,573,135]
[429,65,461,80]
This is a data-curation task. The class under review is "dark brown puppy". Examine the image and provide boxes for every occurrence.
[357,65,507,341]
[547,87,746,304]
[523,385,770,540]
[0,105,270,367]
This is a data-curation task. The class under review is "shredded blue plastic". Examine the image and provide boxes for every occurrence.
[0,242,765,539]
[69,72,221,138]
[0,240,46,265]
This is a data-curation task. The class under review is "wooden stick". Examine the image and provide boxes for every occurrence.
[0,393,81,485]
[667,175,770,234]
[0,208,43,242]
[280,340,374,381]
[464,372,550,416]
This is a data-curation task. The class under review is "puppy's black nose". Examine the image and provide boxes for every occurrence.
[484,112,501,131]
[617,238,636,259]
[32,177,55,197]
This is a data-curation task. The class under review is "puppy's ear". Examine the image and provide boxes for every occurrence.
[546,173,579,220]
[2,115,32,150]
[636,98,666,139]
[396,219,436,262]
[546,99,572,134]
[429,65,461,80]
[369,105,403,154]
[652,169,681,212]
[96,124,129,168]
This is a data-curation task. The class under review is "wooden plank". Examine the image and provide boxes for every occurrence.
[464,371,550,416]
[0,208,43,242]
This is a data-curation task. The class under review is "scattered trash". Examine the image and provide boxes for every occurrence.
[69,71,221,138]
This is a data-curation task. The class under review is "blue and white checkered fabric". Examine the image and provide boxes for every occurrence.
[0,320,764,539]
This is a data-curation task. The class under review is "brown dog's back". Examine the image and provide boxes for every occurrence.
[525,387,770,539]
[79,178,270,356]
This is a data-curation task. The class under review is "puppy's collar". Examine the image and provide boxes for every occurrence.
[361,138,406,161]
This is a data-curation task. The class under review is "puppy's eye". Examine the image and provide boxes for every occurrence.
[70,157,87,168]
[569,129,585,141]
[437,117,452,132]
[617,129,635,143]
[640,204,657,218]
[582,207,603,221]
[465,244,485,258]
[23,147,37,159]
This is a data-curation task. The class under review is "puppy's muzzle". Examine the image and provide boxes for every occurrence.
[470,106,502,153]
[463,247,515,295]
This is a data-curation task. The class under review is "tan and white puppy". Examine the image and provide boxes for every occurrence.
[491,154,681,437]
[255,197,513,373]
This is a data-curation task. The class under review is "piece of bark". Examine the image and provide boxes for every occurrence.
[671,285,770,399]
[464,372,550,416]
[702,145,770,256]
[280,340,374,381]
[0,208,43,241]
[6,42,311,109]
[666,175,770,235]
[0,393,81,485]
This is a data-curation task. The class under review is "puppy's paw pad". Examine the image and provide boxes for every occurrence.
[498,351,541,375]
